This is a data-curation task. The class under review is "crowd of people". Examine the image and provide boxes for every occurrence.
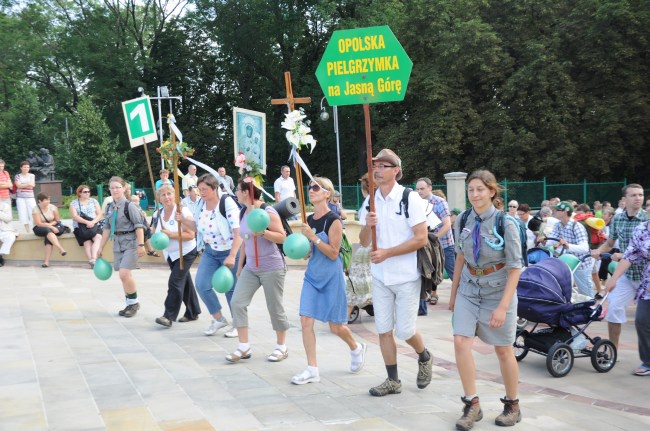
[0,155,648,430]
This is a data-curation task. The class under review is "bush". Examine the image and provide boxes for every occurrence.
[61,195,76,208]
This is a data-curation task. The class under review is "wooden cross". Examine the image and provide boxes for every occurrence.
[271,71,311,223]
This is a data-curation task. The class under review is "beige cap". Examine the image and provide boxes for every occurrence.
[372,148,402,180]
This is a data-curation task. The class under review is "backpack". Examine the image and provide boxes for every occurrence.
[340,232,352,272]
[239,203,293,256]
[123,200,153,238]
[572,214,606,250]
[459,209,529,267]
[218,194,243,219]
[398,188,446,285]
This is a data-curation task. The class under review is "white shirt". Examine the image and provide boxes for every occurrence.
[157,206,196,262]
[359,183,427,285]
[274,176,296,201]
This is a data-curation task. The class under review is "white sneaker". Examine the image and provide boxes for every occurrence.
[204,318,228,336]
[224,327,238,338]
[291,369,320,385]
[350,342,367,373]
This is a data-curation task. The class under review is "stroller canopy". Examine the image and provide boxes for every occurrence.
[517,258,574,326]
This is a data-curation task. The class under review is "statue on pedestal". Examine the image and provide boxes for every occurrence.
[28,148,56,181]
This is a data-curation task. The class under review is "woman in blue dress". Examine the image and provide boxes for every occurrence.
[291,176,366,385]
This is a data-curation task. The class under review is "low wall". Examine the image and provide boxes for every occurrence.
[3,219,363,267]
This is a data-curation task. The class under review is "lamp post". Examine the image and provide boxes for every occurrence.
[320,97,342,201]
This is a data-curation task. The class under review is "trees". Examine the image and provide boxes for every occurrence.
[54,97,128,190]
[1,0,648,189]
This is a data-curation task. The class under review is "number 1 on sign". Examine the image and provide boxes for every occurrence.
[129,103,150,132]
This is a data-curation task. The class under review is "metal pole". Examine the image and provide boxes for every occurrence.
[157,86,164,169]
[334,106,342,200]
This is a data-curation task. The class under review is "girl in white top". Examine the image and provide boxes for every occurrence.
[153,185,201,327]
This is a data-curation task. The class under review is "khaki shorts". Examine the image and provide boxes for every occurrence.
[453,270,517,346]
[113,235,139,271]
[372,277,420,340]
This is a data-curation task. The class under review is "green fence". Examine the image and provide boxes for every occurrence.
[97,178,641,212]
[500,178,628,208]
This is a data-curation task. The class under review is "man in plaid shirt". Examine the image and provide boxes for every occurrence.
[545,201,594,297]
[416,178,455,307]
[592,184,647,349]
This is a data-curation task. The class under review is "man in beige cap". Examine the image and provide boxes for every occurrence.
[358,148,433,396]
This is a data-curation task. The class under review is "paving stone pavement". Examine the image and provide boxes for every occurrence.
[1,263,648,431]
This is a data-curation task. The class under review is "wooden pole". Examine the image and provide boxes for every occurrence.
[363,103,377,250]
[171,132,183,269]
[142,138,159,209]
[270,71,311,223]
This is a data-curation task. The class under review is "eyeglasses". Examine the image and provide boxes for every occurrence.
[308,183,321,192]
[372,163,396,170]
[81,190,91,194]
[508,205,518,208]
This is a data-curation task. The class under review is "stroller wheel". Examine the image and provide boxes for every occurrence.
[348,306,360,324]
[513,331,529,362]
[516,317,528,331]
[591,339,617,373]
[546,342,574,377]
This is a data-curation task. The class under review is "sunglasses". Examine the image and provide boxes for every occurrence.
[508,205,518,208]
[81,190,91,194]
[372,163,397,170]
[308,183,322,192]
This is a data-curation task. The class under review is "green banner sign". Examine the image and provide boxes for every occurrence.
[315,26,412,106]
[121,96,158,148]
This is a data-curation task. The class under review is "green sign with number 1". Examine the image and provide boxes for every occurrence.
[122,96,158,148]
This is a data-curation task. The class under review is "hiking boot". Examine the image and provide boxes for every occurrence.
[495,397,521,427]
[416,349,433,389]
[368,378,402,397]
[122,303,140,318]
[456,396,483,431]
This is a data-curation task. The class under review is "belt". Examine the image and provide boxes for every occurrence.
[114,230,135,236]
[466,262,506,276]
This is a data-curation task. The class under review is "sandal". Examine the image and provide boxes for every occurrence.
[147,250,160,257]
[633,365,650,376]
[225,348,251,363]
[429,294,439,305]
[267,348,289,362]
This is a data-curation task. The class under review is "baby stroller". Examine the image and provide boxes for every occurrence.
[346,245,375,323]
[513,258,617,377]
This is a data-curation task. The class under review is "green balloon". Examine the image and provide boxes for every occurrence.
[558,254,580,272]
[212,265,234,293]
[247,208,270,233]
[93,257,113,281]
[150,232,170,250]
[608,260,618,275]
[443,268,449,279]
[283,233,311,259]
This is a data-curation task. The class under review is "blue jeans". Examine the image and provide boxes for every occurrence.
[444,245,456,281]
[195,247,239,315]
[573,268,594,298]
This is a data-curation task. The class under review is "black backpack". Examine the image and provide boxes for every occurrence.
[459,209,529,267]
[219,194,243,219]
[239,204,292,256]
